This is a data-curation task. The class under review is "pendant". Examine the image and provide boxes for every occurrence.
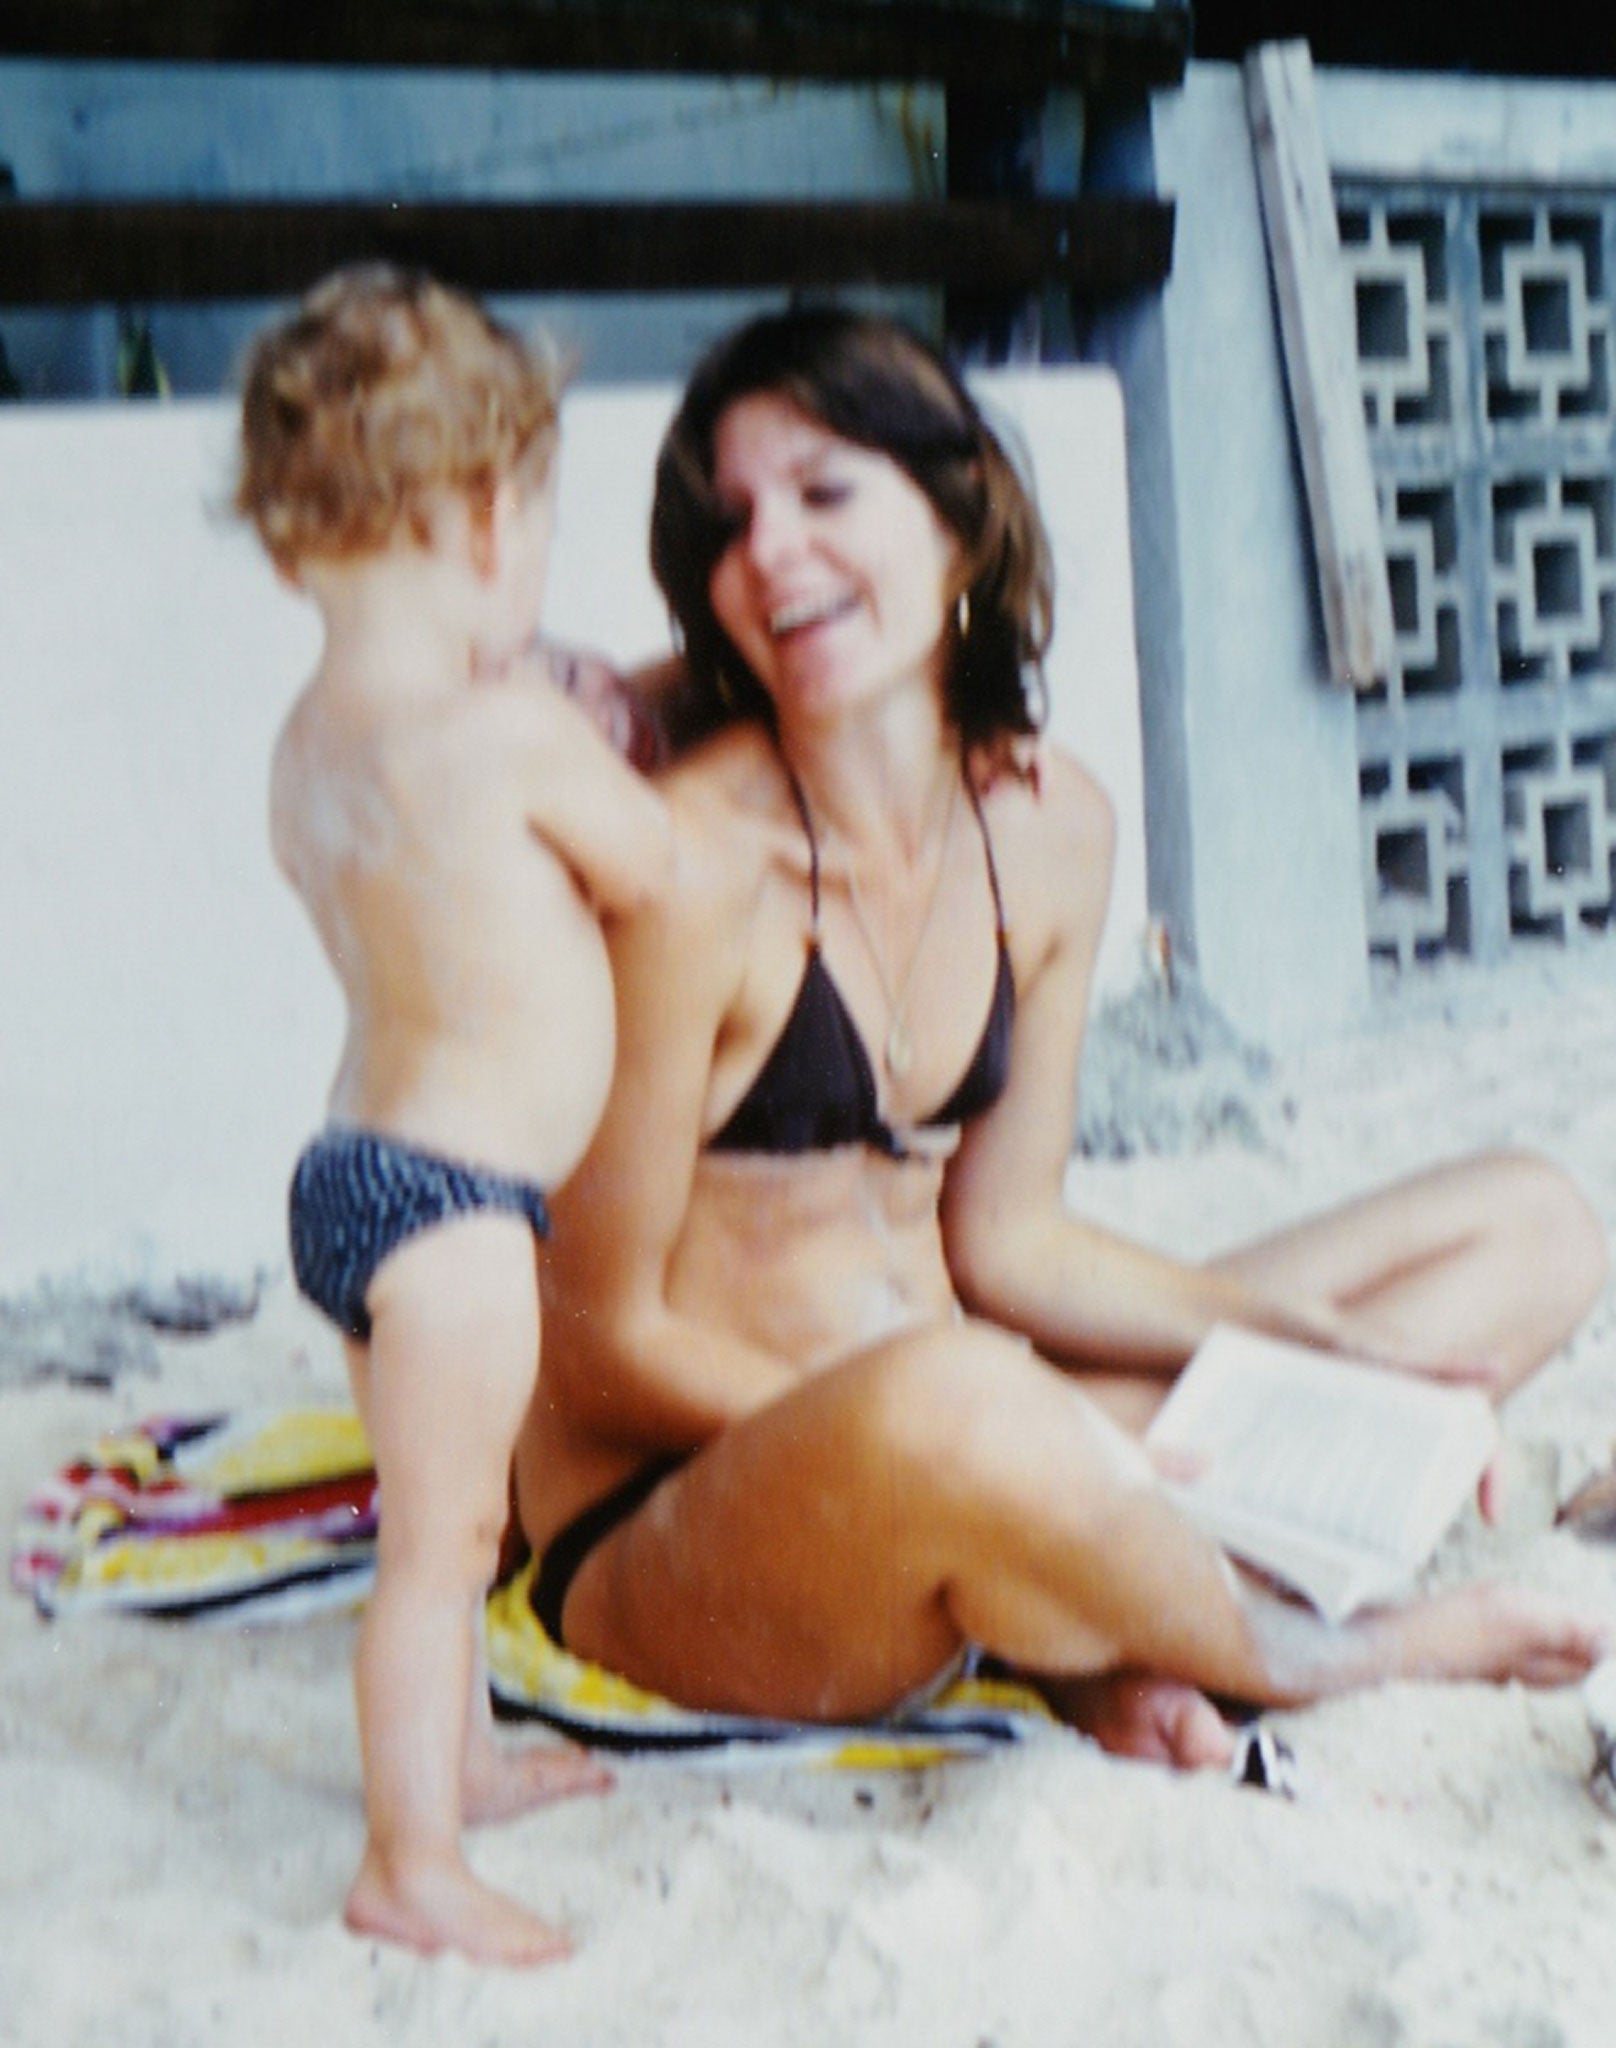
[885,1016,914,1079]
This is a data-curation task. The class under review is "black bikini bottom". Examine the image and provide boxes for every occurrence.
[530,1456,684,1648]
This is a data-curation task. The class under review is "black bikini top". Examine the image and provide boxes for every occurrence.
[707,760,1015,1161]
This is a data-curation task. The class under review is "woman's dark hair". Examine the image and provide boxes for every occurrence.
[649,305,1053,750]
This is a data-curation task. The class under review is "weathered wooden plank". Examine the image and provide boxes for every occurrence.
[1245,39,1396,690]
[0,195,1175,305]
[0,0,1191,90]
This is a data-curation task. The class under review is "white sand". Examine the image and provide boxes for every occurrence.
[6,949,1616,2047]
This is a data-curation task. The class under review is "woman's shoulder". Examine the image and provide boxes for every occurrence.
[660,717,779,800]
[651,722,807,930]
[660,724,803,855]
[977,738,1116,873]
[969,739,1116,985]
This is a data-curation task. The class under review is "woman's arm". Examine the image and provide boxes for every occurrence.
[541,763,801,1446]
[940,750,1349,1374]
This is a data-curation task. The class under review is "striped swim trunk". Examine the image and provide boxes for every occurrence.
[288,1126,551,1341]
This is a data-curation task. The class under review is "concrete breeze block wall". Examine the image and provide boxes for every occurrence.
[1087,60,1616,1043]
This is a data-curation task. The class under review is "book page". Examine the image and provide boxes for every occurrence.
[1163,1497,1389,1627]
[1147,1325,1498,1619]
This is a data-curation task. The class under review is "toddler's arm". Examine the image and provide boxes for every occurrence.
[523,683,675,916]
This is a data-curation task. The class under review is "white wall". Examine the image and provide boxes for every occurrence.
[0,371,1143,1290]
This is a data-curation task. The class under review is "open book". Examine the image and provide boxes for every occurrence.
[1145,1324,1499,1625]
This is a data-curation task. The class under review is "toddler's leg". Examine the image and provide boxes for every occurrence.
[461,1610,612,1824]
[341,1214,583,1967]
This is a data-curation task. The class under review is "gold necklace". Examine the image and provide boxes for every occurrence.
[839,772,960,1081]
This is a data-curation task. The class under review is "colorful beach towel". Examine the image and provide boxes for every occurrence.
[13,1407,1055,1764]
[12,1408,379,1622]
[486,1558,1054,1764]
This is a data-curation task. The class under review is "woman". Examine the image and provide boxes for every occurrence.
[514,307,1610,1765]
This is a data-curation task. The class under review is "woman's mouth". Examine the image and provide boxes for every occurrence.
[768,592,858,639]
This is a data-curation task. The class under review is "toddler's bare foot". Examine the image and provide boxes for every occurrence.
[345,1842,572,1967]
[462,1738,613,1825]
[1045,1670,1235,1770]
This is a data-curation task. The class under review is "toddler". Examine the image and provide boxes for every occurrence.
[237,266,670,1965]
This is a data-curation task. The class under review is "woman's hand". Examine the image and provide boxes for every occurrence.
[1254,1297,1507,1525]
[534,634,668,773]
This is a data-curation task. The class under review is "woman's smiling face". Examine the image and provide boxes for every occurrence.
[707,392,961,728]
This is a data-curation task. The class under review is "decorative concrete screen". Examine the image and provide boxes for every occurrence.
[1340,181,1616,965]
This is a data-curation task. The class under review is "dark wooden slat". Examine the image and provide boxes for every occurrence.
[0,0,1191,91]
[0,196,1175,305]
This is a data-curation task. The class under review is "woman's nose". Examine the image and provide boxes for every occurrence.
[743,493,803,573]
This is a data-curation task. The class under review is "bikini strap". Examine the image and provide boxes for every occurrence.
[785,748,999,943]
[780,758,822,941]
[962,770,1008,939]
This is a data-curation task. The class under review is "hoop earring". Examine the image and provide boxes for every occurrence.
[956,590,972,639]
[1025,660,1050,732]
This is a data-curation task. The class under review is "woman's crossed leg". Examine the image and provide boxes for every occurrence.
[555,1318,1608,1764]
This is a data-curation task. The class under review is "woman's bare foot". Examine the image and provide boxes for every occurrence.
[1044,1671,1236,1770]
[345,1841,572,1967]
[461,1737,613,1825]
[1387,1581,1609,1688]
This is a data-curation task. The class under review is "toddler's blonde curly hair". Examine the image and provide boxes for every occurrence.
[237,265,561,570]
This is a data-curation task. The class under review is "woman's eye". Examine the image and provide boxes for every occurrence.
[803,478,851,509]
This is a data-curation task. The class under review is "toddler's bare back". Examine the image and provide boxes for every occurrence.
[273,667,624,1188]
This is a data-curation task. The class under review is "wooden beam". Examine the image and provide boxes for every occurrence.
[0,0,1191,92]
[1244,40,1396,691]
[0,195,1175,305]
